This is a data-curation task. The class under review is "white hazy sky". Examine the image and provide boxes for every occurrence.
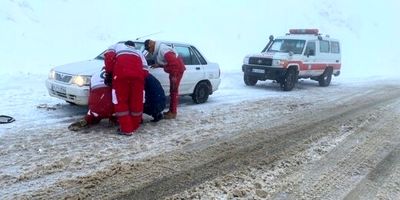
[0,0,399,77]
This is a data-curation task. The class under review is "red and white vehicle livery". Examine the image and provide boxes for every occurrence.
[242,29,341,91]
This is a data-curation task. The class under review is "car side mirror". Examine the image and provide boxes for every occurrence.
[269,35,274,41]
[307,49,315,57]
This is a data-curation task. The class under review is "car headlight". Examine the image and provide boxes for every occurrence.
[243,56,250,64]
[71,75,91,87]
[272,59,287,66]
[48,69,56,80]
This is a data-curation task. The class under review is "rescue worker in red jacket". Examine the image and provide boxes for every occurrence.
[68,68,115,131]
[144,39,186,119]
[104,41,148,135]
[68,69,166,131]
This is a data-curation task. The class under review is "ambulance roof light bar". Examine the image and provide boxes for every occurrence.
[289,29,319,35]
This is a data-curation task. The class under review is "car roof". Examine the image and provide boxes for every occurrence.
[275,34,339,42]
[134,39,193,46]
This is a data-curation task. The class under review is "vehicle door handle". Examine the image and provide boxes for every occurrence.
[196,67,200,70]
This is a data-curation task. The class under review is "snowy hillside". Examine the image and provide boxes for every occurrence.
[1,0,399,77]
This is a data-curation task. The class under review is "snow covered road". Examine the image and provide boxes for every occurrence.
[1,72,400,199]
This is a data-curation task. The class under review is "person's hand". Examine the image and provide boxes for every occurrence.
[104,73,112,87]
[151,63,161,68]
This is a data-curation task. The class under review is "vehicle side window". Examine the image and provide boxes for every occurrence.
[304,41,316,56]
[320,40,330,53]
[175,46,200,65]
[331,41,340,53]
[191,46,207,65]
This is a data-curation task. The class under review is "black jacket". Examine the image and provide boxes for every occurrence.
[144,74,166,115]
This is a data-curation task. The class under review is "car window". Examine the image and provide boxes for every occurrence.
[304,41,316,56]
[191,46,207,65]
[268,39,306,54]
[319,40,330,53]
[331,41,340,53]
[175,46,200,65]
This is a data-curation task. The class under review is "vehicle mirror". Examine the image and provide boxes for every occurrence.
[269,35,274,41]
[308,49,315,56]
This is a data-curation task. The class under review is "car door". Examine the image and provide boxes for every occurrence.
[315,40,331,76]
[174,45,205,95]
[303,40,317,77]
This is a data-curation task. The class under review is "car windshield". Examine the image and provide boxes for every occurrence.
[94,42,145,60]
[266,39,306,54]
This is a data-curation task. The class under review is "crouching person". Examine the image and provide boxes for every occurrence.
[144,73,166,122]
[68,70,166,132]
[68,69,115,131]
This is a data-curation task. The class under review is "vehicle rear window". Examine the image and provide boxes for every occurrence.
[191,46,207,65]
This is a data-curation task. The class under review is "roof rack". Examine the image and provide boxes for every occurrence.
[289,29,319,35]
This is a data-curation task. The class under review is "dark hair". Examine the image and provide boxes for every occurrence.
[144,39,151,51]
[125,40,135,47]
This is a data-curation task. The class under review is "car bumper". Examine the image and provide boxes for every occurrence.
[45,79,89,105]
[210,78,221,93]
[242,64,287,80]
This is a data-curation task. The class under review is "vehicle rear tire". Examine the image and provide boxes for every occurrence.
[192,81,210,104]
[318,68,333,87]
[244,74,258,86]
[281,68,297,91]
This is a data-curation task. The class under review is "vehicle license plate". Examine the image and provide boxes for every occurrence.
[252,68,264,73]
[51,84,66,94]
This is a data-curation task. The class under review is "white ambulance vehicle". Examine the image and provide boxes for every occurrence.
[242,29,341,91]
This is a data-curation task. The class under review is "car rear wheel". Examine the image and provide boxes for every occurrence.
[318,68,333,87]
[192,81,210,104]
[244,74,258,86]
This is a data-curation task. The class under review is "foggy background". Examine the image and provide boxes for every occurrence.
[0,0,399,77]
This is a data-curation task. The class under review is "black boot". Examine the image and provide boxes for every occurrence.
[151,112,163,122]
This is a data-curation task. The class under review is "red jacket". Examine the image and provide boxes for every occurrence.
[164,51,186,74]
[104,43,148,79]
[154,42,186,74]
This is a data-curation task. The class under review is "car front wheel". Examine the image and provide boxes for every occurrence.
[244,74,258,86]
[281,68,297,91]
[192,81,210,104]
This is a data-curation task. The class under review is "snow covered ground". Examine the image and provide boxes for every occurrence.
[1,70,400,198]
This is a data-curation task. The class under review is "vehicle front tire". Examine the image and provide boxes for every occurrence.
[244,74,258,86]
[192,81,210,104]
[281,68,297,91]
[66,101,77,106]
[318,68,333,87]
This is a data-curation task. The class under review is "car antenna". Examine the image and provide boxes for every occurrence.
[136,31,163,40]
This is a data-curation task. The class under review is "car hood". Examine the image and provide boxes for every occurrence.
[246,52,291,59]
[54,59,104,76]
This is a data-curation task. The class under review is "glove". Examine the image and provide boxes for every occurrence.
[104,72,113,87]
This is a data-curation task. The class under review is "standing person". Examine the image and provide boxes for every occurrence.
[144,39,186,119]
[68,68,115,131]
[104,41,148,135]
[144,73,166,122]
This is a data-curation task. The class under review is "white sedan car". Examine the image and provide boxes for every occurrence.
[46,40,221,105]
